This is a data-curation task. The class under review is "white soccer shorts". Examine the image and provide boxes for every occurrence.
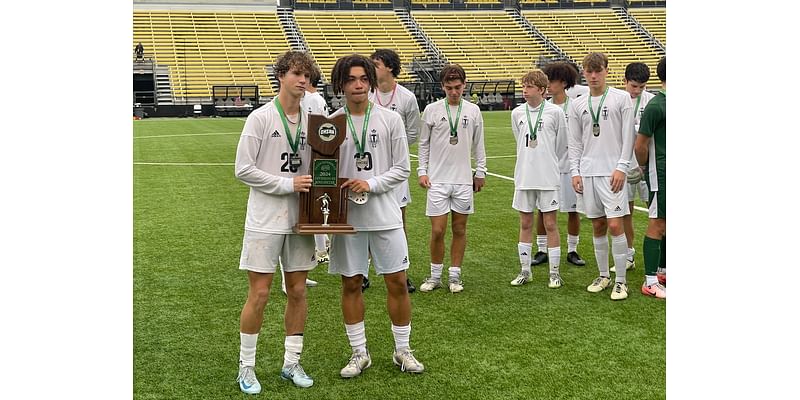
[425,183,474,216]
[512,189,560,213]
[239,230,316,273]
[328,228,410,277]
[578,176,630,219]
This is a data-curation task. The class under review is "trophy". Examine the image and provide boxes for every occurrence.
[294,113,357,234]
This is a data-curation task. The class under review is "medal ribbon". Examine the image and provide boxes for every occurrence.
[446,99,463,139]
[274,98,302,154]
[345,101,372,156]
[374,83,397,108]
[525,101,546,142]
[587,86,609,126]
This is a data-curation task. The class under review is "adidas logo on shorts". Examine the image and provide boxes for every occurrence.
[614,205,622,211]
[402,256,409,264]
[551,200,558,206]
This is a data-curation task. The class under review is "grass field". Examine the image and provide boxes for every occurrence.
[133,111,665,399]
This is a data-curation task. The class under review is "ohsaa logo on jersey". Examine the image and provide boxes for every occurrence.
[318,123,337,142]
[271,130,281,138]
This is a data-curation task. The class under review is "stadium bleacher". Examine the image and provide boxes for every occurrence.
[629,7,666,47]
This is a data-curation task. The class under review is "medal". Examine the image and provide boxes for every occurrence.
[529,137,538,148]
[446,99,463,146]
[289,153,302,168]
[348,190,369,205]
[525,101,545,149]
[355,154,369,170]
[449,135,458,145]
[592,124,600,137]
[587,86,608,138]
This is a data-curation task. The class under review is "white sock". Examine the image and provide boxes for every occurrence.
[567,234,579,253]
[612,235,628,283]
[627,247,635,261]
[391,324,411,351]
[314,235,328,253]
[518,242,532,274]
[283,335,303,368]
[593,236,609,277]
[240,332,258,367]
[448,266,461,281]
[548,247,561,275]
[645,275,658,286]
[536,235,547,253]
[430,263,443,280]
[345,321,367,353]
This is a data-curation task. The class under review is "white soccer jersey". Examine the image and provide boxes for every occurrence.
[234,100,311,234]
[329,104,411,231]
[511,101,566,190]
[568,86,634,177]
[418,99,487,184]
[369,83,421,145]
[301,91,329,116]
[548,97,574,173]
[566,84,590,99]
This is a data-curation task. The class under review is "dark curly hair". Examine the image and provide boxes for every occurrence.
[330,54,377,96]
[542,62,578,89]
[370,49,402,78]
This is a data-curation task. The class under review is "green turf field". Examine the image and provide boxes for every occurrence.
[133,111,665,399]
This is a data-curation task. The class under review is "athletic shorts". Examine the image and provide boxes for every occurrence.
[328,228,410,277]
[426,183,474,216]
[395,180,411,208]
[239,230,316,274]
[648,189,665,219]
[512,189,560,213]
[560,172,583,213]
[579,176,630,219]
[627,181,649,204]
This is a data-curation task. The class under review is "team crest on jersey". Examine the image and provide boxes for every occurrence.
[538,119,544,130]
[391,104,397,111]
[462,116,468,128]
[369,130,378,148]
[271,130,281,138]
[299,134,306,150]
[602,106,609,120]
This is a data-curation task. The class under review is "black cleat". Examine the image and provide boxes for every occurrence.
[406,278,416,293]
[361,276,370,292]
[566,251,586,266]
[530,251,548,266]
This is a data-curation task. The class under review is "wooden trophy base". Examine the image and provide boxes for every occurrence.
[293,223,357,234]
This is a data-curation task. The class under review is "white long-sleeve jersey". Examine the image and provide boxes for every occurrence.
[301,91,329,116]
[418,99,487,184]
[548,97,574,173]
[568,86,634,177]
[234,100,311,234]
[329,105,410,231]
[369,83,421,145]
[511,101,567,190]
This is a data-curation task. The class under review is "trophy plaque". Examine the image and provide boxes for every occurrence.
[294,113,357,234]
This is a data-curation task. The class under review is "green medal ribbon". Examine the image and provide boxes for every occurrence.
[274,98,302,154]
[587,86,609,127]
[446,99,463,138]
[525,101,545,142]
[634,95,642,119]
[561,96,569,114]
[344,101,372,156]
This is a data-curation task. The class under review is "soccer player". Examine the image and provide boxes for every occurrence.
[327,54,424,378]
[233,50,317,394]
[635,56,666,299]
[534,61,588,268]
[417,64,487,293]
[364,48,422,294]
[567,52,635,301]
[565,61,589,99]
[611,62,656,275]
[508,69,567,289]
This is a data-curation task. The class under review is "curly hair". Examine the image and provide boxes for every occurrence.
[273,50,316,79]
[330,54,377,96]
[370,49,402,78]
[542,62,578,89]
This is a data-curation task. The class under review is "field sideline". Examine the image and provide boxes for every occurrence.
[133,110,665,399]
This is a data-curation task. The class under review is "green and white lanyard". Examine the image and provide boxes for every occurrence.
[345,101,373,169]
[274,97,303,168]
[446,99,463,145]
[525,101,545,148]
[587,86,609,137]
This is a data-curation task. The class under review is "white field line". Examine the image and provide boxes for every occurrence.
[134,131,240,139]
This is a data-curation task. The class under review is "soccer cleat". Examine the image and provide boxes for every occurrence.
[406,278,416,293]
[587,276,611,293]
[237,364,262,395]
[548,273,563,289]
[657,267,666,285]
[316,251,330,264]
[280,363,314,388]
[566,251,586,266]
[641,282,666,299]
[393,348,425,373]
[610,257,635,273]
[448,277,464,293]
[419,277,442,292]
[530,251,548,266]
[610,282,629,300]
[510,271,531,286]
[340,350,372,378]
[305,278,318,287]
[361,276,370,292]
